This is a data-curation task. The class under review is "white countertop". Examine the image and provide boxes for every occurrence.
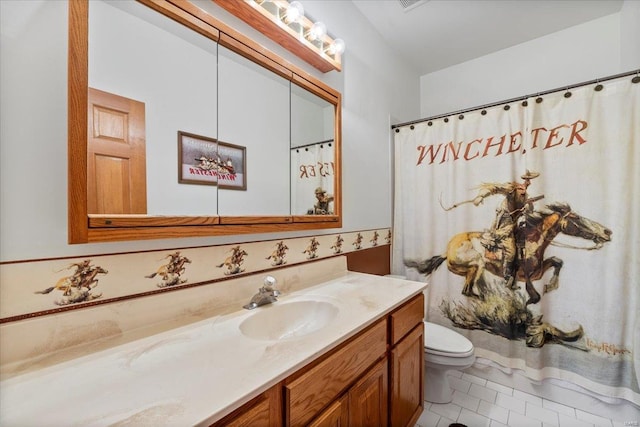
[0,272,426,426]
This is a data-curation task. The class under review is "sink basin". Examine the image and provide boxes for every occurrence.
[239,300,339,341]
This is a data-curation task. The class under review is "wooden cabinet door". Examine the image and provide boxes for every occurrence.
[211,384,282,427]
[285,319,387,426]
[87,87,147,214]
[390,323,424,427]
[307,395,348,427]
[348,358,388,427]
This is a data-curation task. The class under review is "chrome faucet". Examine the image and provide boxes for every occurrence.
[243,275,280,310]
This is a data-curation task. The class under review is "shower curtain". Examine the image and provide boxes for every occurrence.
[392,75,639,405]
[291,142,335,215]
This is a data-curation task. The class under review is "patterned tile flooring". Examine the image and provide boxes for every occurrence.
[415,370,639,427]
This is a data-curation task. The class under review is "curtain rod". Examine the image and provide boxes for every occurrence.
[391,69,640,130]
[291,139,334,150]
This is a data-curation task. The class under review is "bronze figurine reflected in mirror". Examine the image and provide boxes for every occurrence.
[308,187,334,215]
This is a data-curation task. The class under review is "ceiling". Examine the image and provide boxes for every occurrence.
[351,0,624,75]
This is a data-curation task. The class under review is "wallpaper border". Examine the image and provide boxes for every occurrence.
[0,229,391,323]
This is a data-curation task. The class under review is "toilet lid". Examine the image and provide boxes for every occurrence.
[424,322,474,355]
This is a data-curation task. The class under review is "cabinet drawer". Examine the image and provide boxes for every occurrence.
[285,318,387,426]
[389,293,424,345]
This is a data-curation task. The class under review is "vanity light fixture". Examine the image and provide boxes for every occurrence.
[283,1,304,24]
[326,38,345,56]
[306,21,326,41]
[213,0,344,73]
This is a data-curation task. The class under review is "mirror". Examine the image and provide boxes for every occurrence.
[69,0,341,243]
[217,44,290,216]
[88,0,219,215]
[290,83,336,216]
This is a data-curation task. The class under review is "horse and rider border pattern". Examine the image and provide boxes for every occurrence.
[0,229,390,323]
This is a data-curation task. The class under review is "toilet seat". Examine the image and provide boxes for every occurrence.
[424,321,474,358]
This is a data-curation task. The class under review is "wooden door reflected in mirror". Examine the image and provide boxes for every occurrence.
[87,87,147,215]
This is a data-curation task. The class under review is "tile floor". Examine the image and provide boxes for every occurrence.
[415,370,637,427]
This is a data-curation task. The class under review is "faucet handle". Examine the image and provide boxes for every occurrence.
[263,275,277,289]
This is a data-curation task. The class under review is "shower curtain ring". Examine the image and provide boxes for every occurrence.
[594,79,603,92]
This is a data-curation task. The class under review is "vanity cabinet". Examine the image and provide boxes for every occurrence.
[307,395,348,427]
[211,293,424,427]
[346,357,389,426]
[308,358,387,427]
[211,384,282,427]
[286,318,387,426]
[389,294,425,427]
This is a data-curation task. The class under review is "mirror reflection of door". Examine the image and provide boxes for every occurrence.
[87,88,147,214]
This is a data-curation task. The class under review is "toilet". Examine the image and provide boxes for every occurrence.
[423,321,476,403]
[383,276,476,403]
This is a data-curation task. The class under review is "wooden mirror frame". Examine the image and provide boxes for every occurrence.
[68,0,342,243]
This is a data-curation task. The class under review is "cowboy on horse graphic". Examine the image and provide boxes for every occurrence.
[405,170,612,347]
[469,169,543,289]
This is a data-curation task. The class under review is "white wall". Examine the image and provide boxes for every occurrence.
[420,6,639,118]
[620,0,640,71]
[0,0,420,261]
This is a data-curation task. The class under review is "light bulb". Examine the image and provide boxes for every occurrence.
[307,21,327,41]
[327,38,345,55]
[284,1,304,24]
